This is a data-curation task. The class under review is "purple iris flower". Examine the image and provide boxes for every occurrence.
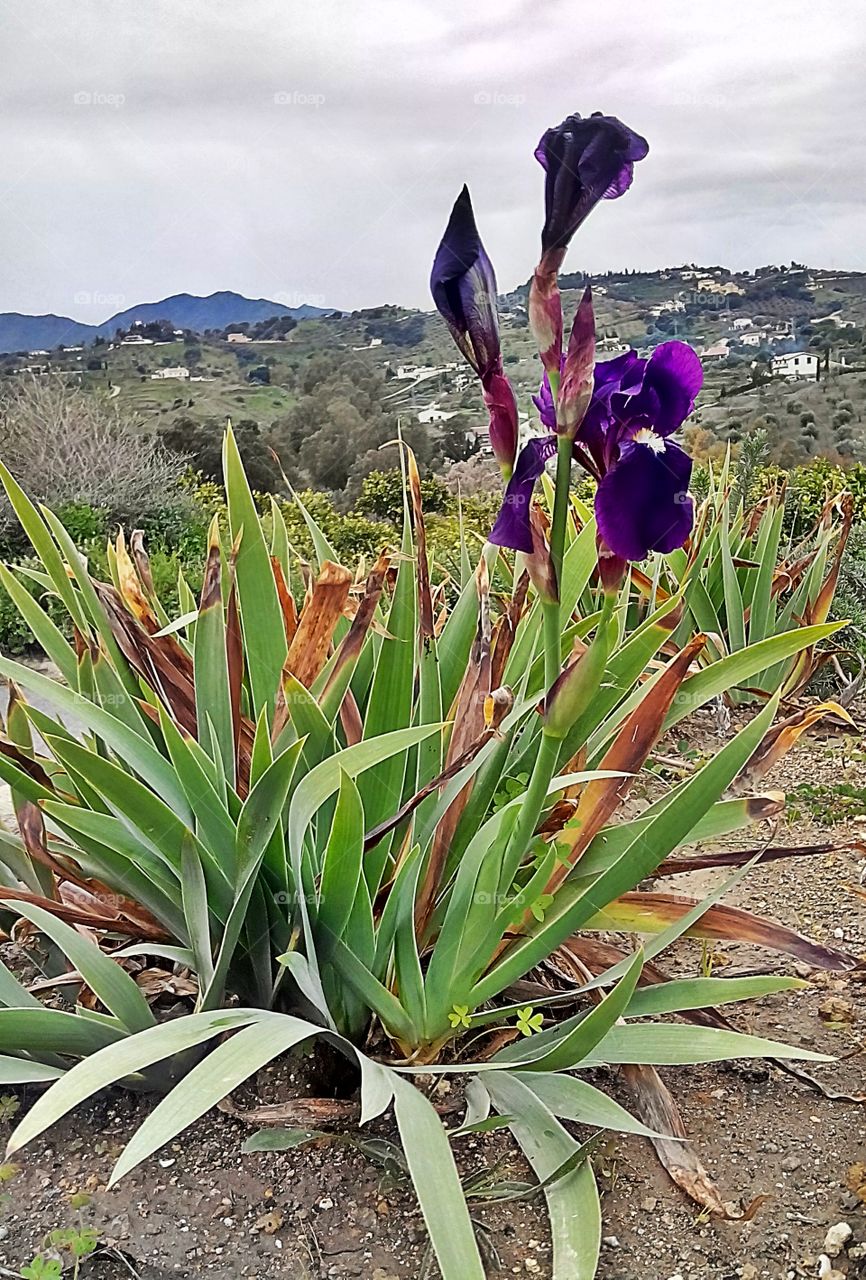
[431,185,518,473]
[536,112,649,271]
[489,341,703,563]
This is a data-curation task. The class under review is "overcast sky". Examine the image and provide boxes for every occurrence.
[1,0,864,323]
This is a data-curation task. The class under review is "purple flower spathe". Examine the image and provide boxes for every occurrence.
[492,341,702,562]
[536,113,649,264]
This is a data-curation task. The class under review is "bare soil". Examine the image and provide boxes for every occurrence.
[1,705,865,1279]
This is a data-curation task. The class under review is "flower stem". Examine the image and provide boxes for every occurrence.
[541,431,574,691]
[502,724,560,869]
[510,425,575,865]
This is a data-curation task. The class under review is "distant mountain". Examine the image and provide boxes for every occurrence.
[0,291,332,354]
[0,313,94,354]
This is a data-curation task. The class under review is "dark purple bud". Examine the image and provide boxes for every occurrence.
[535,112,649,270]
[431,185,501,381]
[557,286,596,437]
[431,186,517,474]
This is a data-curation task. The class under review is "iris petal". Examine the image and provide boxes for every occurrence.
[595,438,693,561]
[488,436,557,553]
[628,341,704,437]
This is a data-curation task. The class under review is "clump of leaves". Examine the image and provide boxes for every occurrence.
[789,780,866,825]
[0,427,851,1279]
[19,1228,98,1280]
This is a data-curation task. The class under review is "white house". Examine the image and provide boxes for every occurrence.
[731,317,753,330]
[701,341,730,361]
[226,332,252,344]
[120,334,154,346]
[740,332,764,347]
[417,405,458,425]
[772,351,819,380]
[811,310,856,329]
[150,366,190,380]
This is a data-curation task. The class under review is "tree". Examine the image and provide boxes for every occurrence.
[0,376,188,548]
[269,357,437,503]
[440,414,480,463]
[160,417,281,493]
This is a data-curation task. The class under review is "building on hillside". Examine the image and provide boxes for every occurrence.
[731,317,753,330]
[700,341,730,361]
[120,334,154,345]
[226,332,252,343]
[597,340,631,358]
[696,279,744,296]
[772,351,819,379]
[740,331,764,347]
[150,366,190,380]
[811,310,856,329]
[417,405,458,425]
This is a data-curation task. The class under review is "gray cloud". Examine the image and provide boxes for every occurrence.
[0,0,864,321]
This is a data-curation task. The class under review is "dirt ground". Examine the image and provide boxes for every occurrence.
[1,704,865,1280]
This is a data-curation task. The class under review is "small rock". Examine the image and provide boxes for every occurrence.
[781,1156,802,1172]
[739,1265,759,1280]
[818,996,856,1026]
[254,1210,283,1235]
[602,1236,620,1248]
[817,1259,844,1280]
[823,1222,852,1258]
[641,1196,658,1212]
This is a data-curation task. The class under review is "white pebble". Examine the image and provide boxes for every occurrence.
[823,1223,852,1258]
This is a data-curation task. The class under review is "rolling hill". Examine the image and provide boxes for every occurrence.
[0,291,332,354]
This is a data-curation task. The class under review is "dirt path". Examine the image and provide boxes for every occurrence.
[1,707,865,1279]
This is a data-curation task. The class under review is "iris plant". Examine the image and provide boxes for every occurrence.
[432,109,701,859]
